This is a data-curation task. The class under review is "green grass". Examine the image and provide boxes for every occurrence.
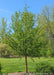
[0,57,54,73]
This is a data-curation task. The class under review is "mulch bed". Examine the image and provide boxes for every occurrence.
[8,72,34,75]
[8,72,25,75]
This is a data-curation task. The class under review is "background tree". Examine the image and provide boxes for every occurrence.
[37,5,54,57]
[0,17,7,43]
[0,18,13,57]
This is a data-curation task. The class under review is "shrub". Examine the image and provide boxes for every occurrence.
[35,61,54,73]
[0,63,2,72]
[0,44,12,58]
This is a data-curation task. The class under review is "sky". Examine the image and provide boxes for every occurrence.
[0,0,54,23]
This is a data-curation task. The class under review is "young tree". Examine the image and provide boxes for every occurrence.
[5,5,51,73]
[5,6,36,73]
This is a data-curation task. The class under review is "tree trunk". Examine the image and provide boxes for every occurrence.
[25,56,28,73]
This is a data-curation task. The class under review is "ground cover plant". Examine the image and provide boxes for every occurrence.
[0,57,54,73]
[35,61,54,73]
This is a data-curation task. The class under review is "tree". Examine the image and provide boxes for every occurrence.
[38,5,54,57]
[0,17,7,43]
[4,5,54,73]
[5,6,36,73]
[0,18,13,57]
[36,13,48,57]
[5,5,46,72]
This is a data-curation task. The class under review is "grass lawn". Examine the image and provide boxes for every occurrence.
[0,57,54,73]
